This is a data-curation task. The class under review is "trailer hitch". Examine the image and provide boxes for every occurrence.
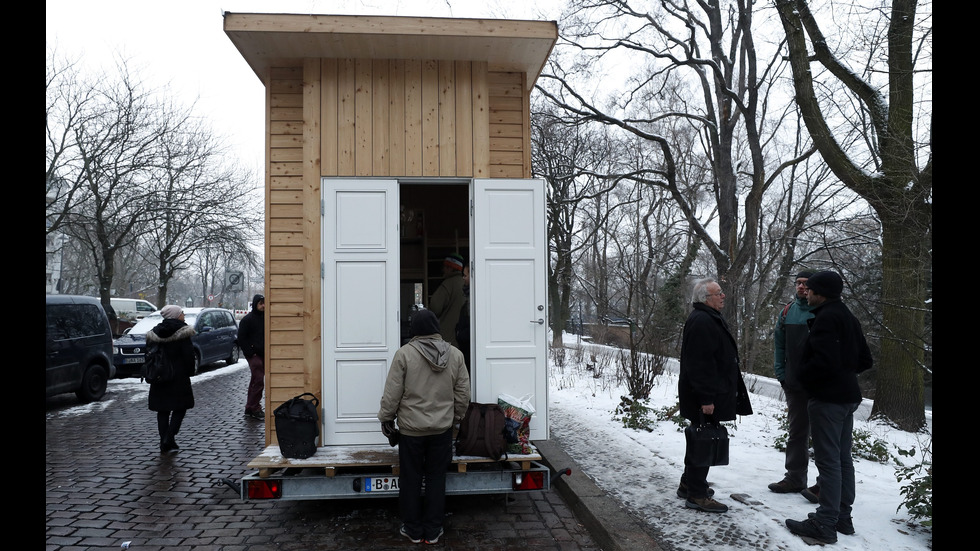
[550,467,572,484]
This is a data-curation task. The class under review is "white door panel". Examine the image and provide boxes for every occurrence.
[473,178,548,441]
[323,180,399,445]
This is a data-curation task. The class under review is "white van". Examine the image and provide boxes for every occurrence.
[110,298,158,332]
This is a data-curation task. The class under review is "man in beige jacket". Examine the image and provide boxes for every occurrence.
[378,309,470,545]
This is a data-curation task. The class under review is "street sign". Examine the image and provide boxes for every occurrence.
[225,271,245,292]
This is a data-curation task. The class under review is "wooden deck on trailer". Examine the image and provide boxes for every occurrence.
[248,444,543,478]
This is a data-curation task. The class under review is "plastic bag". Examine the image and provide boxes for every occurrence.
[498,393,535,455]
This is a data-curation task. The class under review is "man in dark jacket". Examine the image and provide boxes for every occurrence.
[238,294,265,420]
[677,277,752,513]
[785,270,873,544]
[769,270,820,501]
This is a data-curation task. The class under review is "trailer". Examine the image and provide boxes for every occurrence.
[222,12,558,500]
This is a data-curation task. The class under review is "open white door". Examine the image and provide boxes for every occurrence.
[472,178,549,441]
[322,179,400,445]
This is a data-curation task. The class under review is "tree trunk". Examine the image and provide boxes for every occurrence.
[871,218,926,431]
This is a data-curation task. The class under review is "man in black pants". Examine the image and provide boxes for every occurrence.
[378,310,470,544]
[785,270,873,544]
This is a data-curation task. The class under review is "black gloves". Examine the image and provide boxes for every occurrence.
[381,420,400,447]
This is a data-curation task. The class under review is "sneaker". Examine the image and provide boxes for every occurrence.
[400,525,422,544]
[801,484,820,503]
[424,528,444,544]
[685,496,728,513]
[786,517,837,544]
[245,409,264,420]
[768,478,806,493]
[676,482,714,499]
[809,512,855,535]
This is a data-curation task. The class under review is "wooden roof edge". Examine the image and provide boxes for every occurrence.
[222,11,558,40]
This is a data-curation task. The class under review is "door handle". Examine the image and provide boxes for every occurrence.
[530,319,544,325]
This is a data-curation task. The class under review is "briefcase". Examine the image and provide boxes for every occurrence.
[684,413,730,467]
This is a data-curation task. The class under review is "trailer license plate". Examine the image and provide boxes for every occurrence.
[124,357,144,364]
[365,476,399,492]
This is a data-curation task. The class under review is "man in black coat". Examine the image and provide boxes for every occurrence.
[785,270,873,544]
[677,277,752,513]
[238,294,266,420]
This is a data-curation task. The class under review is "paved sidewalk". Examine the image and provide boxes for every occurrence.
[45,362,662,550]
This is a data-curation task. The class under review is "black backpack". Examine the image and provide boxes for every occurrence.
[141,342,174,384]
[455,402,508,460]
[274,393,321,459]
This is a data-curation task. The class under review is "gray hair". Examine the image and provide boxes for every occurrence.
[691,277,717,304]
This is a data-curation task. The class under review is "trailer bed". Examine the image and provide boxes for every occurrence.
[239,444,551,500]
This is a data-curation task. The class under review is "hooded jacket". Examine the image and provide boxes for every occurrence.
[378,333,470,437]
[146,318,196,411]
[237,294,265,359]
[799,298,873,403]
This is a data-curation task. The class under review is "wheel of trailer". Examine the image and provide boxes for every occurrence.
[75,363,108,403]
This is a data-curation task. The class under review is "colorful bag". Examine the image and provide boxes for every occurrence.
[498,393,535,455]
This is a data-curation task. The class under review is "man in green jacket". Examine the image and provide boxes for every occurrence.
[768,271,819,501]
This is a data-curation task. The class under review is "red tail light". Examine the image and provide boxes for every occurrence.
[513,471,545,491]
[247,479,282,499]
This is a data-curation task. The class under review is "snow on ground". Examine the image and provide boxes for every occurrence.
[548,333,932,551]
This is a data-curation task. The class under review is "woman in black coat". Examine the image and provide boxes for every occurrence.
[146,305,196,452]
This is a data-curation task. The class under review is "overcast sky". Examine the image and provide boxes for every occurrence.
[46,0,563,180]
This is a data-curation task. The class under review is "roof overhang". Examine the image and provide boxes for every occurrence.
[223,12,558,91]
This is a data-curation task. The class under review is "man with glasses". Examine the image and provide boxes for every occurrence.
[768,271,820,503]
[677,277,752,513]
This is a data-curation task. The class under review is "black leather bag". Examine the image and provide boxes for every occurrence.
[684,413,730,467]
[274,393,320,459]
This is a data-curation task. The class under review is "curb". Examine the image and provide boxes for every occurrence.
[535,439,665,551]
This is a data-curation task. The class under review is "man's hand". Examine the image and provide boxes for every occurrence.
[381,420,399,447]
[701,404,715,415]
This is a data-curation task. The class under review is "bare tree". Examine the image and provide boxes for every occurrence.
[774,0,931,430]
[539,0,819,342]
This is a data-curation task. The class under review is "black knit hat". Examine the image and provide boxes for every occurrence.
[410,309,441,337]
[805,271,843,300]
[796,270,815,279]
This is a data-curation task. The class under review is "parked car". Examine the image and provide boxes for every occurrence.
[46,295,116,402]
[113,307,240,377]
[109,297,158,334]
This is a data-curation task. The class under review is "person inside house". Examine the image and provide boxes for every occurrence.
[429,253,466,347]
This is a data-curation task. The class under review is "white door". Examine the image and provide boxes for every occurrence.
[322,179,400,445]
[472,178,549,441]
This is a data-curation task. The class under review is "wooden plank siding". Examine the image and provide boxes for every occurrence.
[263,58,532,446]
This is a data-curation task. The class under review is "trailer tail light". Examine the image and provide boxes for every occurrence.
[247,479,282,499]
[513,471,545,491]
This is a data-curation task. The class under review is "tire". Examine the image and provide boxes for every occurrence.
[193,352,201,376]
[75,364,108,403]
[226,345,241,365]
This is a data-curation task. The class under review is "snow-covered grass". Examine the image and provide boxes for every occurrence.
[548,333,932,550]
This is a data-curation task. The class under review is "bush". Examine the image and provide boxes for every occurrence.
[895,444,932,529]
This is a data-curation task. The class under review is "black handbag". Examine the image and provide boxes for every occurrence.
[273,393,321,459]
[684,413,730,467]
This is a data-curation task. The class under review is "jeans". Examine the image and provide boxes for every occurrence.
[157,410,186,442]
[808,399,860,526]
[398,429,453,541]
[783,385,812,486]
[245,355,264,412]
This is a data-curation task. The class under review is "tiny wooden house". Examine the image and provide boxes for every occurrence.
[223,13,558,449]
